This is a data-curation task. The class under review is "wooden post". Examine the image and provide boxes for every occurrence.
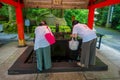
[15,3,26,47]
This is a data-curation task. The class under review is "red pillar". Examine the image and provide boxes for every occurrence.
[87,6,95,29]
[15,3,26,46]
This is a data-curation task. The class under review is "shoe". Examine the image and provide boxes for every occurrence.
[77,62,85,67]
[77,62,82,66]
[81,64,85,67]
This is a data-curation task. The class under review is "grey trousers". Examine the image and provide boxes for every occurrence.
[80,38,97,67]
[36,46,52,71]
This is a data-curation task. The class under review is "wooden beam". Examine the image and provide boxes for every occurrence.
[93,0,106,4]
[0,2,3,8]
[13,0,23,3]
[23,0,89,9]
[89,0,106,6]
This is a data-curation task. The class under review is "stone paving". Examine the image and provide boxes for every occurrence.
[0,41,120,80]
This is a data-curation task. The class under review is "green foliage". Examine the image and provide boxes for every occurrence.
[64,9,88,27]
[1,6,89,33]
[49,25,56,32]
[3,20,17,33]
[0,21,6,24]
[49,25,71,32]
[96,6,109,26]
[59,25,71,32]
[0,4,9,17]
[23,8,51,25]
[111,4,120,30]
[0,4,15,21]
[0,4,16,33]
[29,33,35,38]
[31,26,37,33]
[29,25,71,38]
[0,4,9,21]
[29,25,71,34]
[51,9,64,18]
[1,3,120,33]
[96,4,120,31]
[116,25,120,31]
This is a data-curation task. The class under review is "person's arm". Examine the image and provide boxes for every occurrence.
[70,34,77,38]
[71,26,78,38]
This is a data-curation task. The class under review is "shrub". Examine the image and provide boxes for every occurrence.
[116,25,120,31]
[3,20,17,33]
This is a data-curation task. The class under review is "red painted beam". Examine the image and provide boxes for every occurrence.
[0,0,18,7]
[15,3,26,46]
[87,6,95,29]
[0,2,3,8]
[0,0,24,7]
[91,0,120,8]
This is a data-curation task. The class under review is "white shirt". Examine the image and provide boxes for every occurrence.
[34,26,49,50]
[72,23,97,42]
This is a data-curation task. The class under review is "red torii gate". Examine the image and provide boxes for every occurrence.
[0,0,25,46]
[88,0,120,29]
[0,0,120,46]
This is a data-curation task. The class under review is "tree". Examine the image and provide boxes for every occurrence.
[8,6,15,21]
[112,4,120,30]
[96,6,108,27]
[96,4,120,31]
[64,9,88,28]
[0,4,9,21]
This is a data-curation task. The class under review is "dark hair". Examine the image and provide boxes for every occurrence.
[39,20,47,26]
[42,21,47,25]
[72,20,79,26]
[39,23,42,26]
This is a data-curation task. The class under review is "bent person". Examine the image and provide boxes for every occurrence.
[71,20,97,68]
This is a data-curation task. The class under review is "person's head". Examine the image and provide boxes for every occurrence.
[72,20,79,26]
[39,20,47,26]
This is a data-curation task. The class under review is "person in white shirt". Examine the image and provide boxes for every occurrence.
[34,21,52,72]
[71,20,97,68]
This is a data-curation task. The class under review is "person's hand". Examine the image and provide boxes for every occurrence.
[70,34,73,37]
[70,34,77,38]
